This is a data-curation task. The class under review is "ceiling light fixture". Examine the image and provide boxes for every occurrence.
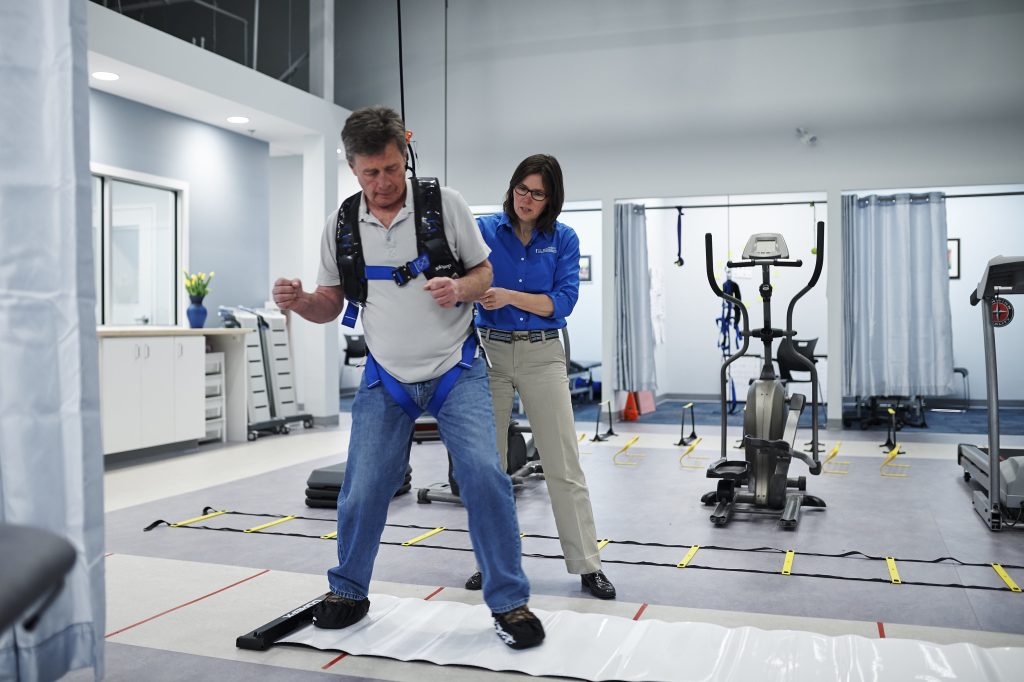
[91,71,120,81]
[227,116,250,124]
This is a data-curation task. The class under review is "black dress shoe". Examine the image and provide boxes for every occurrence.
[580,570,616,599]
[465,571,483,590]
[311,593,370,629]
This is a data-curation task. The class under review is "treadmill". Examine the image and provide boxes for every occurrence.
[957,256,1024,530]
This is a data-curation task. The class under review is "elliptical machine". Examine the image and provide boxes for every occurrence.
[701,222,826,528]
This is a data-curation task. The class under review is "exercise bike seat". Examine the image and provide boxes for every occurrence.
[707,458,750,481]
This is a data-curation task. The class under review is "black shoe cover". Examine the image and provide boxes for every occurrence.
[492,605,545,650]
[312,593,370,629]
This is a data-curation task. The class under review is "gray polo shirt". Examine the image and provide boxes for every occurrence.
[317,180,490,383]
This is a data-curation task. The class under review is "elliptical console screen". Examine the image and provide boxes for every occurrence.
[741,233,789,259]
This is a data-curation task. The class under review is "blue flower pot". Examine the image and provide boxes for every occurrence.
[187,295,207,328]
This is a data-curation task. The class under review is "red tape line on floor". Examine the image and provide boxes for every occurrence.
[105,569,270,638]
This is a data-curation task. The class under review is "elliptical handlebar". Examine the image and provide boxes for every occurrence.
[705,232,751,460]
[704,233,726,298]
[727,259,803,269]
[784,221,825,332]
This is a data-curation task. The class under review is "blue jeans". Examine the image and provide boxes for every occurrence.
[327,355,531,613]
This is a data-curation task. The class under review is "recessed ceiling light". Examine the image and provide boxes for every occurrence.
[226,116,250,124]
[92,71,120,81]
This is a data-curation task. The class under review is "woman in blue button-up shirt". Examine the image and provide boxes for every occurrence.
[468,154,616,600]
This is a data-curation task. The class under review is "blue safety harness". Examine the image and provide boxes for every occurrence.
[335,177,471,418]
[364,334,478,421]
[717,277,743,414]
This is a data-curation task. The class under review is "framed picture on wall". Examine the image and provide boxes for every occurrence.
[947,238,961,279]
[579,255,592,282]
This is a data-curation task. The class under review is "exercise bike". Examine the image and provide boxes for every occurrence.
[701,223,826,529]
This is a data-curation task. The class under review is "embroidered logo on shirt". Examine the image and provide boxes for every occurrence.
[535,246,557,254]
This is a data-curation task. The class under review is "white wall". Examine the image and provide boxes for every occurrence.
[334,0,1024,424]
[642,193,828,397]
[945,192,1024,401]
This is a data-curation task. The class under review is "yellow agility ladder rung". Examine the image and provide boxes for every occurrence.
[597,539,610,551]
[402,527,445,546]
[613,436,642,466]
[578,433,587,443]
[885,557,902,584]
[782,550,795,576]
[679,437,705,468]
[677,545,700,568]
[880,444,910,477]
[171,510,227,527]
[244,516,297,533]
[823,441,848,466]
[887,408,896,416]
[992,564,1022,592]
[320,531,337,540]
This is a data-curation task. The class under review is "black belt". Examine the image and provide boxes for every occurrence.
[479,328,560,344]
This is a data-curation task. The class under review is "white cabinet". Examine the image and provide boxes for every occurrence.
[173,337,206,442]
[100,335,205,454]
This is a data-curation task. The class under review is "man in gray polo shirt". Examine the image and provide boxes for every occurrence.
[272,106,544,650]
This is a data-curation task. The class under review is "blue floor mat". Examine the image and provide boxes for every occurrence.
[341,395,1024,435]
[570,399,1024,436]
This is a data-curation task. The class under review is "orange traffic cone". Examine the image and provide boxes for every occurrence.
[622,392,639,421]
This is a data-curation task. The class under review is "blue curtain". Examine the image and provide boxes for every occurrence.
[0,1,106,678]
[614,204,657,392]
[843,193,955,397]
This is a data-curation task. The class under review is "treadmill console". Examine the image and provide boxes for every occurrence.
[741,233,790,260]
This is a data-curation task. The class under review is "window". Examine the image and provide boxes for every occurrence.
[92,168,186,326]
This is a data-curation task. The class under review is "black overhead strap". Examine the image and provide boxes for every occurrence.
[674,207,685,267]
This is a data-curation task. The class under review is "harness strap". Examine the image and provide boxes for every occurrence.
[363,335,478,421]
[674,208,685,267]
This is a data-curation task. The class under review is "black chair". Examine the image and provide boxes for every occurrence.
[777,337,818,389]
[561,328,600,402]
[340,334,368,396]
[0,523,76,632]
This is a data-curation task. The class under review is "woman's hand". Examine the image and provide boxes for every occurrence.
[478,287,513,310]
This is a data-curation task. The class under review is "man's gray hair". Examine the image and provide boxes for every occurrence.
[340,106,408,164]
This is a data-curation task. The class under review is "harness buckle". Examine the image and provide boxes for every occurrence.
[391,264,414,286]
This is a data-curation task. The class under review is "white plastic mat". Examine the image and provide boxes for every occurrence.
[281,595,1023,681]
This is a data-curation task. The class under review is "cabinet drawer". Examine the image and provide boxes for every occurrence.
[205,398,223,420]
[205,352,225,375]
[205,374,224,398]
[201,417,225,443]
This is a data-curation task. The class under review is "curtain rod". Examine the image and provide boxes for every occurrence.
[471,207,599,217]
[946,191,1024,199]
[641,200,819,210]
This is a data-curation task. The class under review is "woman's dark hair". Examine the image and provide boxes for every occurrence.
[502,154,565,235]
[341,106,408,164]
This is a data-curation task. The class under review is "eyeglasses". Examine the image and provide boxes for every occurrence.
[513,183,547,202]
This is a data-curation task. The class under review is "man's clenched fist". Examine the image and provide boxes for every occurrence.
[273,278,305,310]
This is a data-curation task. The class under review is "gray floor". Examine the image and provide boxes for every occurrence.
[106,432,1024,638]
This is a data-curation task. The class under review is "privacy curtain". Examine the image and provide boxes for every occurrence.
[0,1,106,679]
[842,192,954,397]
[614,204,657,392]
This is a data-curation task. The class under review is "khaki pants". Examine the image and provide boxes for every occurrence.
[483,333,602,575]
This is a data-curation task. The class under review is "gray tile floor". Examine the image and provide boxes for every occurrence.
[83,419,1024,681]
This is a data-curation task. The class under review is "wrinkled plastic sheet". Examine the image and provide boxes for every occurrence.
[280,595,1023,681]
